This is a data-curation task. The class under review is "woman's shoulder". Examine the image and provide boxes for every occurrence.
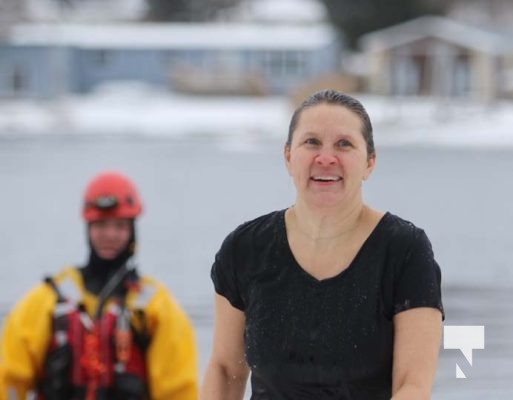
[380,211,425,236]
[214,209,286,260]
[378,211,432,252]
[226,209,285,242]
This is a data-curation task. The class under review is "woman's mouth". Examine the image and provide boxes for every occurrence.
[311,175,342,182]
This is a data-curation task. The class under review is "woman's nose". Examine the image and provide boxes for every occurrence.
[315,147,337,165]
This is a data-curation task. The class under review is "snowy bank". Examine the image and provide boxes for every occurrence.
[1,82,512,148]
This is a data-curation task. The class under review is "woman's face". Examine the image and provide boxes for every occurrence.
[284,103,375,209]
[88,218,132,260]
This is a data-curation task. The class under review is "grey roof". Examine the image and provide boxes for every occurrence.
[359,16,513,55]
[8,22,337,51]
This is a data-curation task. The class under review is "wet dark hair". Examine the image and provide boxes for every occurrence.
[287,89,375,158]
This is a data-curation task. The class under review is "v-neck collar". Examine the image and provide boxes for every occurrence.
[278,209,391,285]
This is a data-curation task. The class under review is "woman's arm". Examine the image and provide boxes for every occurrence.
[201,294,249,400]
[391,307,443,400]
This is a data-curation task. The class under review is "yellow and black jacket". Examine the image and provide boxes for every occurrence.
[0,267,198,400]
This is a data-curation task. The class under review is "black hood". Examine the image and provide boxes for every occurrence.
[80,220,137,295]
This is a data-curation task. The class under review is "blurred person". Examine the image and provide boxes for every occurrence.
[0,171,198,400]
[201,89,444,399]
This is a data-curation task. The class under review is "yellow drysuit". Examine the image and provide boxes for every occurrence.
[0,267,198,399]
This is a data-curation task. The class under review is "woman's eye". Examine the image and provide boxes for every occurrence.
[337,139,352,148]
[305,138,320,145]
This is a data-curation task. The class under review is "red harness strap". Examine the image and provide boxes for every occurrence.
[39,276,149,400]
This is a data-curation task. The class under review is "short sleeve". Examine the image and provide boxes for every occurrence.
[393,230,444,319]
[210,231,245,311]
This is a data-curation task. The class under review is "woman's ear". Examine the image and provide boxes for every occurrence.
[284,144,292,176]
[363,153,376,181]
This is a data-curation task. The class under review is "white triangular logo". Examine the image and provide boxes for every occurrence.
[456,363,466,378]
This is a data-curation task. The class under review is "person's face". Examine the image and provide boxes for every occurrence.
[284,103,375,208]
[88,218,132,260]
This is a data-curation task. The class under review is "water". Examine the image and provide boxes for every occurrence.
[1,135,512,398]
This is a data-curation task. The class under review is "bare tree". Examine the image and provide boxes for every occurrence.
[0,0,29,38]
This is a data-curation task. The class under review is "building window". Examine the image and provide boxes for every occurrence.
[264,51,304,77]
[94,49,113,67]
[12,68,25,91]
[9,66,28,94]
[392,56,420,95]
[453,55,471,96]
[284,52,304,76]
[214,51,243,74]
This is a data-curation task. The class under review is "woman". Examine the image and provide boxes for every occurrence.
[201,90,444,400]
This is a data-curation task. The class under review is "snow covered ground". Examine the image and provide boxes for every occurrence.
[1,82,512,148]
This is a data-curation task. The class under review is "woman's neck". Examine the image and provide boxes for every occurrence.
[289,200,368,242]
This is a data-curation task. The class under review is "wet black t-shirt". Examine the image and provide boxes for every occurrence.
[211,210,444,400]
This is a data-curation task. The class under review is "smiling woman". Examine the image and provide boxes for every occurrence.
[284,101,375,212]
[201,89,444,400]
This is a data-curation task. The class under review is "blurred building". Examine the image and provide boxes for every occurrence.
[359,16,513,101]
[0,22,340,98]
[0,0,342,99]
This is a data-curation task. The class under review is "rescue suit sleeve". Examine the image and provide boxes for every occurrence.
[0,363,6,400]
[143,280,198,400]
[0,283,57,398]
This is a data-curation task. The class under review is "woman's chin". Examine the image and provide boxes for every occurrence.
[305,193,345,209]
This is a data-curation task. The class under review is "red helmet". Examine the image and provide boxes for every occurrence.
[82,171,143,222]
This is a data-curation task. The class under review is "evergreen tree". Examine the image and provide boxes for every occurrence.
[145,0,241,22]
[319,0,446,49]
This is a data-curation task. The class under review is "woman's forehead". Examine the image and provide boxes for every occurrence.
[301,102,358,117]
[294,105,363,134]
